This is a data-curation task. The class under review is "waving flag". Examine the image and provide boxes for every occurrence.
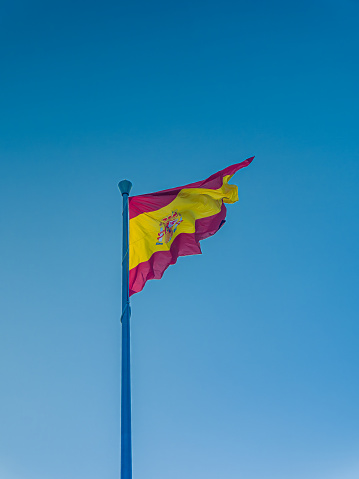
[128,157,254,295]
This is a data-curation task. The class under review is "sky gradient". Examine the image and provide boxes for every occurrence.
[1,1,358,478]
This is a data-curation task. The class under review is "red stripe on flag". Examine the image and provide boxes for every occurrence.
[129,157,254,220]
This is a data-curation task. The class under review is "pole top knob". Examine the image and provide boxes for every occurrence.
[118,180,132,195]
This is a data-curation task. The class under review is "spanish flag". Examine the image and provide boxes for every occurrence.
[128,157,254,295]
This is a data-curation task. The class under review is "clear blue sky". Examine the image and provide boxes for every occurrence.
[1,1,358,478]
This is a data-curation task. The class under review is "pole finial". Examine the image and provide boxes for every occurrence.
[118,179,132,196]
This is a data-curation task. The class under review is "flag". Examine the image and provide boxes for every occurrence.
[128,157,254,295]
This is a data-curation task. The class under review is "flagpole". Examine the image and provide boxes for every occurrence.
[118,179,132,479]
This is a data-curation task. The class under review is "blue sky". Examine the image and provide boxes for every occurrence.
[1,1,358,478]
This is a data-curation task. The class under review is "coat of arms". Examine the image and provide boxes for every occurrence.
[156,211,183,245]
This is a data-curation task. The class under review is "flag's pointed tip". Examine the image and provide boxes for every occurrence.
[239,156,255,168]
[232,156,254,172]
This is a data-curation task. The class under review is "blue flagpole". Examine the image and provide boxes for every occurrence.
[118,179,132,479]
